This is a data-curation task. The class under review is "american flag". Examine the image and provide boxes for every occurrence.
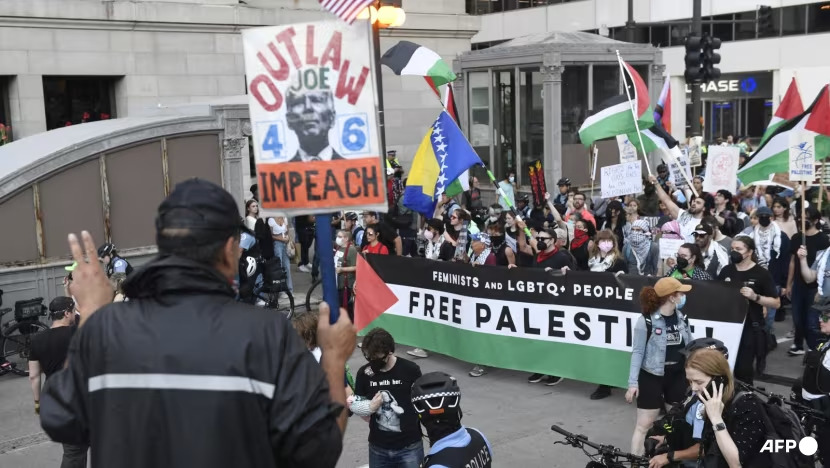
[319,0,374,24]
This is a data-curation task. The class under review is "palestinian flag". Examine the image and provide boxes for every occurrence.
[759,77,804,147]
[739,85,830,185]
[626,124,678,154]
[381,41,457,95]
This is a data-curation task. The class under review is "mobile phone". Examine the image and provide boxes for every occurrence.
[706,376,726,396]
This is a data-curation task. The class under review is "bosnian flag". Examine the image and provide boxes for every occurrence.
[381,41,457,95]
[758,77,804,147]
[579,59,654,147]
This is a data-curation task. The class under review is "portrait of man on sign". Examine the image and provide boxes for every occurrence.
[286,86,344,163]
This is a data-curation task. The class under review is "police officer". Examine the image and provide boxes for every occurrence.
[97,243,133,278]
[412,372,493,468]
[553,178,570,206]
[800,308,830,467]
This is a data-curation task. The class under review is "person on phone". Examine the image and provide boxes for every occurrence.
[717,236,779,383]
[686,348,770,468]
[627,277,694,455]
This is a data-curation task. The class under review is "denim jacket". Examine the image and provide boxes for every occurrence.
[628,311,694,388]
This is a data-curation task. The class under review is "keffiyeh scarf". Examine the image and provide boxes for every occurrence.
[751,223,782,268]
[589,254,616,272]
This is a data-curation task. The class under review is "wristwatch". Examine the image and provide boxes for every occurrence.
[714,422,727,432]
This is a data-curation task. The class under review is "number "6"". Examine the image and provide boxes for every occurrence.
[342,117,366,152]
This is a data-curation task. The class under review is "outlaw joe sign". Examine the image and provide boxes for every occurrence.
[242,21,386,215]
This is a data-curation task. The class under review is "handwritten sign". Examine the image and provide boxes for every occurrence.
[688,136,703,167]
[702,146,739,194]
[788,130,816,182]
[660,147,692,188]
[243,21,386,215]
[659,238,685,260]
[601,160,642,199]
[616,134,638,164]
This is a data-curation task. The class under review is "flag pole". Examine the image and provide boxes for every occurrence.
[802,181,807,246]
[616,50,653,177]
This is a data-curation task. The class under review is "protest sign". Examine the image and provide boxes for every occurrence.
[788,130,816,182]
[616,134,637,164]
[356,255,746,388]
[688,136,703,167]
[660,147,692,188]
[601,160,642,199]
[702,146,739,194]
[528,159,547,206]
[243,21,386,215]
[659,238,685,260]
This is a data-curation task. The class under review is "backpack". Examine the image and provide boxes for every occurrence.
[254,218,275,260]
[261,257,288,292]
[388,197,413,229]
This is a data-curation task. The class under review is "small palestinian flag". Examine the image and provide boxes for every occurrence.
[758,77,803,147]
[578,59,654,147]
[381,41,457,94]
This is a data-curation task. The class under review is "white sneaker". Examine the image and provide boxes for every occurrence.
[786,329,795,339]
[279,292,289,299]
[255,299,267,307]
[469,366,486,377]
[406,348,429,358]
[298,265,310,273]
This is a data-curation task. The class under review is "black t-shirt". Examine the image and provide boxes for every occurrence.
[717,264,777,324]
[534,249,574,270]
[789,231,830,288]
[355,357,423,449]
[29,326,75,378]
[663,314,685,367]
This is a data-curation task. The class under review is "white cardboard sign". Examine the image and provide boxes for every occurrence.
[601,160,642,199]
[788,130,816,182]
[616,134,638,164]
[659,238,686,260]
[687,136,703,167]
[702,146,739,194]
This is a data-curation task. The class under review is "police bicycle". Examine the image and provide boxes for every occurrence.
[551,424,649,467]
[240,256,295,319]
[0,290,50,377]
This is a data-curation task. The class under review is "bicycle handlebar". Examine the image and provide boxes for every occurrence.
[551,425,649,464]
[736,380,827,421]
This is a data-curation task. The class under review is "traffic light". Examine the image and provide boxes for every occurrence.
[684,35,703,83]
[758,6,774,36]
[702,35,721,81]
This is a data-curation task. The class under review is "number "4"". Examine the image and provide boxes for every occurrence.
[261,124,283,157]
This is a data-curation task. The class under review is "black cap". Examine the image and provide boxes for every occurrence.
[344,212,358,221]
[49,296,74,314]
[680,337,729,359]
[693,223,713,236]
[518,194,530,202]
[557,178,571,186]
[155,179,240,247]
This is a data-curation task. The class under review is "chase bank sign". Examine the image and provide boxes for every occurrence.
[684,72,772,99]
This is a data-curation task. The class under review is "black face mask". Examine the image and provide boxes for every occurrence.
[676,257,689,270]
[491,235,505,246]
[759,216,771,227]
[730,251,744,265]
[368,357,387,373]
[537,240,548,251]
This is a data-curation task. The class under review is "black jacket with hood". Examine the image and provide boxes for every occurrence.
[40,255,343,468]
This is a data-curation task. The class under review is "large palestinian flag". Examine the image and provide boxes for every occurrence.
[626,124,678,154]
[381,41,457,94]
[579,60,654,147]
[739,85,830,185]
[758,77,803,147]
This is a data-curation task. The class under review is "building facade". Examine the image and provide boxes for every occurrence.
[0,0,479,173]
[466,0,830,144]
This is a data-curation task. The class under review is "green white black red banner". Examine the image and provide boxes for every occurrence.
[358,255,747,388]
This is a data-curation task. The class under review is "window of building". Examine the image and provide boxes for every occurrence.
[0,77,10,145]
[735,11,758,40]
[650,25,670,47]
[758,7,781,38]
[468,71,492,179]
[43,76,118,131]
[493,70,516,182]
[592,65,619,108]
[519,68,543,182]
[711,14,734,42]
[807,4,830,33]
[562,65,588,146]
[782,5,807,36]
[669,21,692,47]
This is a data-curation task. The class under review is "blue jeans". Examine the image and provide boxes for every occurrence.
[791,282,820,350]
[368,440,424,468]
[273,241,293,293]
[765,286,780,333]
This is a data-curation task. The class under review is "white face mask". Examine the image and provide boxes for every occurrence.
[424,230,435,241]
[335,237,345,247]
[509,176,515,183]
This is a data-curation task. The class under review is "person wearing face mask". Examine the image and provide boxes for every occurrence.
[717,236,780,383]
[602,200,626,248]
[498,173,517,211]
[637,176,661,217]
[587,230,628,400]
[570,215,596,271]
[334,230,357,321]
[422,218,451,262]
[692,222,729,278]
[624,219,659,276]
[748,206,790,333]
[354,328,424,467]
[786,206,830,356]
[665,243,712,280]
[487,221,517,268]
[626,278,694,456]
[484,204,503,231]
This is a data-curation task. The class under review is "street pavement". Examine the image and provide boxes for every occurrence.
[0,264,800,467]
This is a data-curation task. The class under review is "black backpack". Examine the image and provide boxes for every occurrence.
[254,218,275,260]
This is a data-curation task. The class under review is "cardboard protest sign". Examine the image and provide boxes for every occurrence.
[788,130,816,182]
[601,160,642,199]
[660,147,692,188]
[616,134,637,164]
[687,136,703,167]
[243,21,386,215]
[659,238,685,260]
[702,146,739,194]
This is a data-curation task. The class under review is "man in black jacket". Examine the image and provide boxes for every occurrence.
[40,178,356,468]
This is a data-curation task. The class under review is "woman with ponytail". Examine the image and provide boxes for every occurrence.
[626,278,694,455]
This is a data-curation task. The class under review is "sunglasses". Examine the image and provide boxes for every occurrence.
[450,215,458,220]
[820,313,830,323]
[535,237,552,242]
[693,233,708,238]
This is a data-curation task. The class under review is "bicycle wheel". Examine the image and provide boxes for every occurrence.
[305,279,322,313]
[2,320,49,376]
